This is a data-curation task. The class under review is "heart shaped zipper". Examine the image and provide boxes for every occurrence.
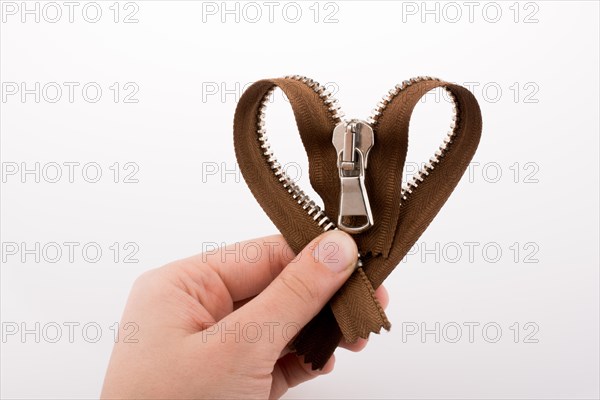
[234,76,482,369]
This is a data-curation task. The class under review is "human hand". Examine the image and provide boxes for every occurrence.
[101,230,388,399]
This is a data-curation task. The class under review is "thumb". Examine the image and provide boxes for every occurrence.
[221,230,357,355]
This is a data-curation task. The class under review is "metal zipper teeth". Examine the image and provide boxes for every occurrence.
[366,76,460,202]
[256,75,344,233]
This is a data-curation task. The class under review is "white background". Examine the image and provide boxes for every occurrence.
[1,1,599,398]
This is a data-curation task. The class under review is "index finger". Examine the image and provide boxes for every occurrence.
[194,234,296,302]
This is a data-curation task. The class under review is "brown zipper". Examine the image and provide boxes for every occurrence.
[233,76,482,369]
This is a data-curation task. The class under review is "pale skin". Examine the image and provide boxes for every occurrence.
[101,230,388,399]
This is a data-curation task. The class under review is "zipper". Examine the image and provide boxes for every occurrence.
[255,75,459,237]
[367,76,460,203]
[256,79,337,232]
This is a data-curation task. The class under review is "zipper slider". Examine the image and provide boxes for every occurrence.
[332,119,374,234]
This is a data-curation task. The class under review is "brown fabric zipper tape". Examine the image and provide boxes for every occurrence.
[233,77,482,369]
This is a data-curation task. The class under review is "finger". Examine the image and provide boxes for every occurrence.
[232,296,254,311]
[338,285,389,351]
[195,234,296,301]
[280,285,389,353]
[270,353,335,399]
[374,285,389,309]
[339,337,368,352]
[218,230,358,355]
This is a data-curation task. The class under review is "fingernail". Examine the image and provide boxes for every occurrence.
[313,230,357,273]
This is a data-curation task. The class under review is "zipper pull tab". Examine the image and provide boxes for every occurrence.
[332,119,374,234]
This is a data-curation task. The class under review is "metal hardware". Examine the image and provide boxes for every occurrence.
[332,120,374,234]
[365,76,460,203]
[256,75,458,237]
